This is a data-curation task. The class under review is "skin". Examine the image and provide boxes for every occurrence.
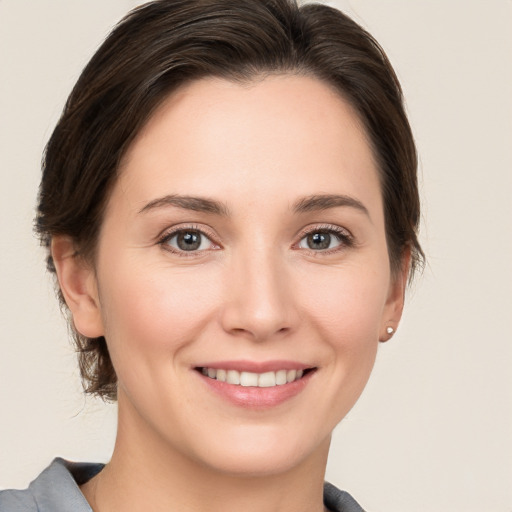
[53,75,407,512]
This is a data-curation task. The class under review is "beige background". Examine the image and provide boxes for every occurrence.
[1,1,511,510]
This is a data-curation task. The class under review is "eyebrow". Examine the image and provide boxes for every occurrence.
[138,193,369,218]
[139,194,230,216]
[293,194,370,217]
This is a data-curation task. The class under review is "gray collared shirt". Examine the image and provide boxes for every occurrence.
[0,458,365,511]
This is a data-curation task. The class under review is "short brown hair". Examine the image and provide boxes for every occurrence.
[36,0,423,400]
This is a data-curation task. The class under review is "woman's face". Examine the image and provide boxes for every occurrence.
[74,75,405,475]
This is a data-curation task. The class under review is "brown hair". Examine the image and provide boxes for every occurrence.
[36,0,423,400]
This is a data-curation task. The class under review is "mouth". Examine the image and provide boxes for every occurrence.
[194,361,317,408]
[196,367,314,388]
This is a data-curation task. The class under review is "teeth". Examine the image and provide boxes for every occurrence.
[240,372,258,387]
[287,369,296,382]
[226,370,240,385]
[200,368,307,387]
[275,370,287,385]
[258,371,276,387]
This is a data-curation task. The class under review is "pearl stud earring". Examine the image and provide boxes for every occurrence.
[386,326,394,335]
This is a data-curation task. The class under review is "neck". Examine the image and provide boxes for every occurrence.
[81,394,331,512]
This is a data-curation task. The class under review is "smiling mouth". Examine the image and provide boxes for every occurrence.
[196,367,314,388]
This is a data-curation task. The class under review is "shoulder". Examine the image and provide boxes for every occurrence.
[0,458,104,512]
[0,488,37,512]
[324,482,366,512]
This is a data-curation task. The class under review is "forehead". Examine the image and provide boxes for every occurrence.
[114,74,381,217]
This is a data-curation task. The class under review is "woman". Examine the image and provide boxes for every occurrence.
[0,0,422,510]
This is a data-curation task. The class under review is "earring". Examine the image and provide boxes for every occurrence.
[386,326,394,335]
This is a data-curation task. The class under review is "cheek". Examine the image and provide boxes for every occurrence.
[299,262,389,339]
[297,263,388,393]
[97,261,223,371]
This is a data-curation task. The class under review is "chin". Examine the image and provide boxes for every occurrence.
[184,424,331,477]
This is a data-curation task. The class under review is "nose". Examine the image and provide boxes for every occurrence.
[219,248,299,342]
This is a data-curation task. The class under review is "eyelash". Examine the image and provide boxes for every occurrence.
[157,223,354,257]
[157,224,220,257]
[294,224,355,255]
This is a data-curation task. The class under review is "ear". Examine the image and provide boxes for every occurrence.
[51,236,104,338]
[379,248,411,342]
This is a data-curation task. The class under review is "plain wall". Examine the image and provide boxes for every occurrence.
[1,1,511,510]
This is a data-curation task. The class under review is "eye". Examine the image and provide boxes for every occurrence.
[297,227,353,252]
[160,228,217,254]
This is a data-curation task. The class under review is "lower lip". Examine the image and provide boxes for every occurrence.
[197,371,314,409]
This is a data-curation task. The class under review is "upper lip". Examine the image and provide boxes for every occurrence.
[194,360,314,373]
